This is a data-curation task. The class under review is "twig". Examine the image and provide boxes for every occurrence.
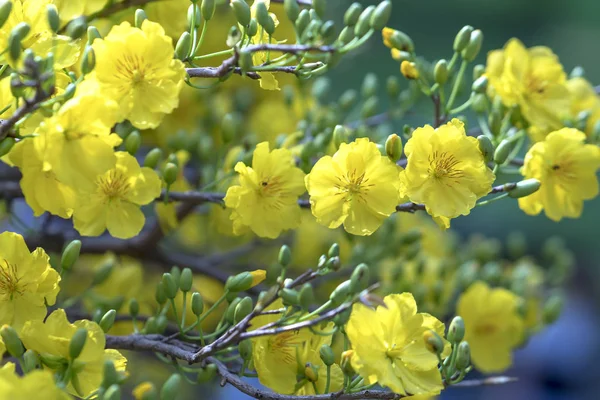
[187,63,324,80]
[87,0,157,21]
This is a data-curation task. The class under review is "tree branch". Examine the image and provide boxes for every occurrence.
[87,0,157,21]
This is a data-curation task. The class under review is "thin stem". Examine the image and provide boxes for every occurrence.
[445,60,468,113]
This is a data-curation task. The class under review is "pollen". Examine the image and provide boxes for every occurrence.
[428,151,464,180]
[0,260,24,299]
[97,169,131,200]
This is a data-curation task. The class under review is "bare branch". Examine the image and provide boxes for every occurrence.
[86,0,157,21]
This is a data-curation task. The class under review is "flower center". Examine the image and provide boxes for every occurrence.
[114,54,148,86]
[428,151,463,180]
[269,331,301,365]
[526,74,547,95]
[97,170,131,200]
[259,177,283,197]
[549,161,576,182]
[0,260,24,299]
[132,69,144,84]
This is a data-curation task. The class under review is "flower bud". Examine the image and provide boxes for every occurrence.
[231,0,251,26]
[344,3,363,26]
[0,325,24,358]
[304,362,319,382]
[330,280,351,306]
[22,350,39,373]
[295,9,310,36]
[234,296,253,323]
[225,298,241,324]
[176,268,191,293]
[477,135,494,163]
[400,60,419,80]
[247,19,258,37]
[471,93,488,114]
[100,309,116,333]
[447,316,465,343]
[320,20,335,43]
[339,89,357,110]
[312,0,326,18]
[160,374,182,400]
[340,350,355,375]
[187,5,201,28]
[134,382,158,400]
[239,339,252,361]
[361,73,378,98]
[123,131,142,157]
[175,32,192,61]
[507,178,541,199]
[332,125,347,149]
[493,139,512,165]
[13,21,30,41]
[59,239,81,272]
[423,330,444,354]
[434,59,449,85]
[461,29,483,62]
[104,384,121,400]
[46,4,60,33]
[453,25,473,52]
[455,341,471,370]
[190,292,204,316]
[69,328,88,359]
[163,162,179,186]
[472,76,488,94]
[386,31,414,53]
[361,96,379,119]
[354,5,374,37]
[0,137,15,158]
[325,255,341,271]
[255,2,275,35]
[161,273,178,299]
[226,272,254,293]
[201,0,216,21]
[385,133,403,162]
[283,0,300,22]
[299,284,314,310]
[144,148,163,169]
[319,344,335,366]
[155,282,167,305]
[87,26,102,44]
[155,315,168,333]
[134,9,147,28]
[350,263,369,293]
[67,16,87,39]
[328,243,340,259]
[196,364,217,383]
[280,288,300,306]
[40,353,66,369]
[0,0,12,30]
[238,48,252,73]
[278,244,292,267]
[370,0,391,30]
[386,76,401,99]
[542,294,564,324]
[125,299,139,319]
[8,33,23,61]
[144,316,158,333]
[92,260,114,286]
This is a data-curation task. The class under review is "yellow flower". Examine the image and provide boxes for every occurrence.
[249,0,280,91]
[85,20,185,129]
[133,381,156,400]
[35,93,121,188]
[305,138,401,236]
[566,77,600,138]
[72,151,162,239]
[518,128,600,221]
[224,142,306,239]
[20,309,127,398]
[400,61,419,80]
[485,38,570,139]
[457,281,524,373]
[53,0,109,22]
[346,293,449,396]
[0,232,60,331]
[250,300,343,395]
[401,119,495,225]
[0,363,69,399]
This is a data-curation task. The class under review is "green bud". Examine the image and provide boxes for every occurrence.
[473,64,485,80]
[0,137,15,158]
[92,260,114,286]
[493,139,512,165]
[8,34,23,62]
[507,178,541,199]
[66,16,87,39]
[447,316,465,343]
[295,9,310,36]
[278,245,292,267]
[328,243,340,258]
[226,271,254,292]
[423,330,444,354]
[103,361,121,388]
[104,384,121,400]
[234,296,253,323]
[472,76,488,94]
[13,21,30,40]
[46,4,60,33]
[87,26,102,44]
[361,96,379,119]
[299,284,314,310]
[99,309,116,333]
[455,341,471,370]
[477,135,494,163]
[354,5,374,37]
[187,5,201,28]
[196,364,217,383]
[283,0,300,22]
[310,0,324,18]
[127,299,139,318]
[333,308,351,326]
[247,19,258,37]
[330,280,351,306]
[201,0,216,21]
[386,30,414,52]
[350,263,369,293]
[239,339,253,361]
[461,29,483,62]
[60,240,82,272]
[339,89,357,110]
[69,328,88,359]
[265,263,282,285]
[124,130,141,155]
[369,0,391,31]
[453,25,473,52]
[0,0,12,30]
[135,9,147,28]
[155,315,168,333]
[175,32,192,61]
[325,255,341,271]
[542,294,564,324]
[144,316,158,333]
[163,162,178,186]
[155,282,167,305]
[225,298,241,324]
[434,59,449,85]
[161,273,178,299]
[470,93,488,114]
[40,353,67,370]
[231,0,251,26]
[255,1,274,35]
[344,3,363,26]
[386,75,401,98]
[179,268,193,292]
[361,73,378,98]
[0,325,24,358]
[280,288,300,306]
[238,49,252,73]
[385,133,403,162]
[191,292,204,316]
[320,20,335,43]
[160,374,182,400]
[22,350,39,373]
[79,45,95,74]
[319,344,335,366]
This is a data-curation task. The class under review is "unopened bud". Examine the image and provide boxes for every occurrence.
[124,130,141,155]
[99,309,116,333]
[191,292,204,316]
[350,263,370,293]
[135,9,147,28]
[455,341,471,370]
[238,49,252,73]
[400,61,419,80]
[255,2,275,35]
[473,64,485,80]
[385,133,403,162]
[361,96,379,119]
[226,25,241,47]
[160,374,182,400]
[354,5,374,37]
[299,284,314,309]
[471,93,488,114]
[0,137,15,158]
[325,256,341,271]
[239,339,252,361]
[226,272,254,292]
[247,19,258,37]
[328,243,340,259]
[0,325,24,358]
[128,299,139,318]
[104,384,121,400]
[447,316,465,343]
[155,282,167,305]
[231,0,251,26]
[234,296,253,323]
[69,328,87,359]
[320,344,335,366]
[344,3,363,26]
[87,26,102,44]
[423,330,444,354]
[461,29,483,62]
[46,4,60,33]
[175,32,192,61]
[144,148,163,169]
[187,5,201,28]
[66,16,87,39]
[278,245,292,267]
[370,0,392,31]
[280,288,300,306]
[330,280,351,306]
[0,0,12,30]
[434,59,449,85]
[22,350,39,373]
[507,179,541,199]
[340,350,355,375]
[283,0,300,22]
[477,135,494,163]
[453,25,473,52]
[332,125,347,148]
[201,0,216,21]
[225,298,241,324]
[161,273,178,299]
[472,76,488,93]
[60,240,81,272]
[493,139,512,165]
[92,260,114,286]
[295,9,310,36]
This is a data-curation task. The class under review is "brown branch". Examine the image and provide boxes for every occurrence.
[187,63,324,80]
[87,0,157,21]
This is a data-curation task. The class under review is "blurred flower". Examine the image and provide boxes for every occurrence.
[0,362,69,399]
[566,77,600,138]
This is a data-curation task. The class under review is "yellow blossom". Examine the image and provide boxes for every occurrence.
[485,38,570,139]
[518,128,600,221]
[346,293,449,396]
[400,61,419,80]
[85,20,186,129]
[0,363,69,399]
[401,119,495,226]
[72,151,162,239]
[457,281,524,373]
[305,138,401,236]
[20,309,127,398]
[224,142,306,239]
[53,0,109,22]
[0,232,60,331]
[249,0,281,90]
[133,382,156,400]
[566,77,600,138]
[250,300,344,395]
